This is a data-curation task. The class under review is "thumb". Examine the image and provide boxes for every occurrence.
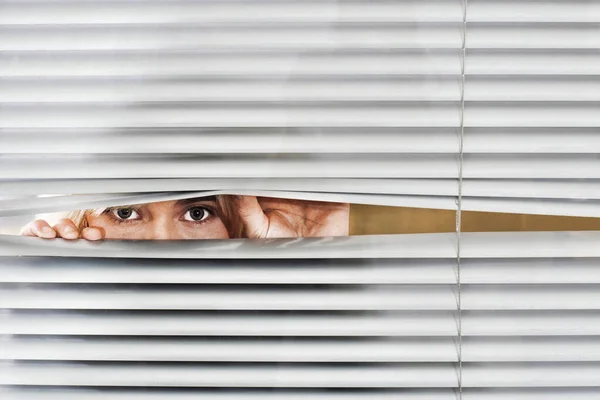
[228,196,270,238]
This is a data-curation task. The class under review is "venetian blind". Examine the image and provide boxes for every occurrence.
[1,0,599,399]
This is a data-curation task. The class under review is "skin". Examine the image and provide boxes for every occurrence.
[20,196,350,240]
[226,196,349,238]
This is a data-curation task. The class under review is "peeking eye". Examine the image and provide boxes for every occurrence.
[183,206,211,222]
[111,207,140,221]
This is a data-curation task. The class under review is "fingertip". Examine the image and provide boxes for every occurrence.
[82,227,104,241]
[40,226,57,239]
[61,225,79,240]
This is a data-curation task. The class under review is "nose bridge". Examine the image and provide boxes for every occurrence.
[148,214,176,240]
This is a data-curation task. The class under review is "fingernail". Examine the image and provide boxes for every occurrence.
[63,226,78,239]
[84,228,102,241]
[41,227,55,236]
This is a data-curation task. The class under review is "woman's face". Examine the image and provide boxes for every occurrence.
[86,198,229,240]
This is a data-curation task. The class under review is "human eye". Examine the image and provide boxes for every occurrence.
[105,207,141,222]
[182,206,212,223]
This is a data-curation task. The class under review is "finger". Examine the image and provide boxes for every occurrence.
[228,195,269,238]
[81,227,106,241]
[20,219,57,239]
[52,218,79,240]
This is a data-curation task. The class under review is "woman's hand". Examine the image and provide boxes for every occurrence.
[20,218,105,241]
[225,196,349,238]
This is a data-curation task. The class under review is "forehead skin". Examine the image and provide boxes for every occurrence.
[87,199,229,240]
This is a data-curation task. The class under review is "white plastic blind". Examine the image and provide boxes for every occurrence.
[1,0,600,399]
[1,0,599,217]
[0,232,600,399]
[1,232,600,399]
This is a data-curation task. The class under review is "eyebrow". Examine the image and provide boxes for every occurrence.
[174,196,217,207]
[95,196,218,215]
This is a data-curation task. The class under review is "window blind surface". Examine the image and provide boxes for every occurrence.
[1,0,598,217]
[1,233,600,398]
[1,0,599,399]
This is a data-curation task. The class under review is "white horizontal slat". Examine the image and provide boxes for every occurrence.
[461,259,600,284]
[2,178,600,201]
[0,103,462,129]
[2,128,599,154]
[0,177,459,196]
[3,154,600,180]
[0,312,460,337]
[464,363,600,387]
[2,102,598,129]
[463,337,600,362]
[2,25,597,52]
[0,363,459,388]
[3,128,599,154]
[0,191,458,218]
[0,286,458,311]
[3,285,600,311]
[4,337,600,363]
[3,257,599,285]
[0,338,459,362]
[464,129,600,153]
[463,155,600,179]
[0,1,465,25]
[0,233,460,259]
[14,23,599,53]
[0,389,460,400]
[1,389,600,400]
[464,311,600,336]
[463,285,600,310]
[2,177,408,199]
[5,0,597,25]
[3,363,600,388]
[461,197,600,218]
[467,50,600,75]
[0,77,462,103]
[466,77,600,101]
[3,311,600,337]
[2,185,595,217]
[0,182,484,216]
[463,389,600,400]
[0,189,458,218]
[464,102,600,127]
[0,127,460,153]
[0,50,581,81]
[468,0,600,22]
[462,179,600,200]
[0,391,448,400]
[0,258,459,284]
[3,231,600,259]
[467,23,600,49]
[0,128,460,153]
[0,23,464,51]
[0,50,463,76]
[0,155,462,179]
[1,128,598,154]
